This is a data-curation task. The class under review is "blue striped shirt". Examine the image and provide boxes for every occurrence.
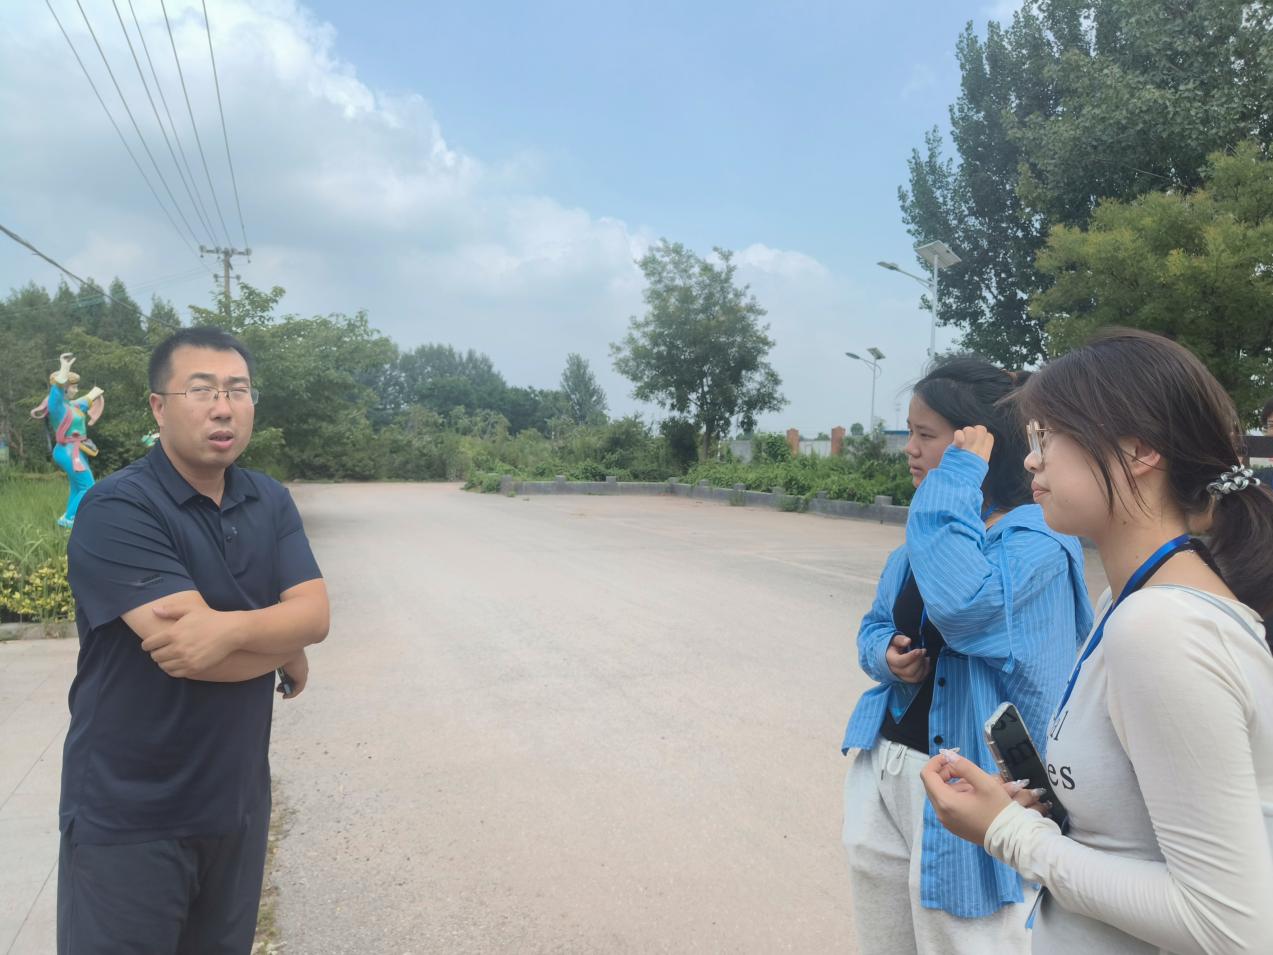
[842,446,1093,918]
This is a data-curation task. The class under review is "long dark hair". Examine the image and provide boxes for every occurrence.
[913,355,1033,510]
[1017,328,1273,625]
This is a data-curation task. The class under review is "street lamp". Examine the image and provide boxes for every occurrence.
[878,239,962,361]
[846,347,885,432]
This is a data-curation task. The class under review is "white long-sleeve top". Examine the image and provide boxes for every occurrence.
[984,585,1273,955]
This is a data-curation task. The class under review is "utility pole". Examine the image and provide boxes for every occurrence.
[199,245,251,314]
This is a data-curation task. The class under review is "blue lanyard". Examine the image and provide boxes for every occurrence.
[915,503,999,648]
[1054,534,1195,713]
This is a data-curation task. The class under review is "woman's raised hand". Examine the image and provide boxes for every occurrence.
[952,425,994,463]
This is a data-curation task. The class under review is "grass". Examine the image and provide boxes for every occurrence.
[0,473,74,623]
[0,472,69,568]
[252,778,295,955]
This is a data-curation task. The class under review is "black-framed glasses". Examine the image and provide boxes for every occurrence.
[154,386,259,406]
[1026,420,1054,461]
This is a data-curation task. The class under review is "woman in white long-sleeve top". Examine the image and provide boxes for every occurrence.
[841,357,1093,955]
[922,328,1273,955]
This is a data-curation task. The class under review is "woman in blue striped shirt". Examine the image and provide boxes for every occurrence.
[841,357,1093,954]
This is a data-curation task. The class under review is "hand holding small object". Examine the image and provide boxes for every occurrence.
[886,633,931,683]
[921,750,1017,844]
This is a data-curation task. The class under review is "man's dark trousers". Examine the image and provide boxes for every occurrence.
[56,796,270,954]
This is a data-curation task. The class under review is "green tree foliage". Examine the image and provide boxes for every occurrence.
[0,281,153,473]
[657,416,700,473]
[900,0,1273,365]
[191,287,399,480]
[1,276,724,485]
[752,432,792,464]
[398,344,508,419]
[393,343,569,435]
[503,385,569,436]
[611,240,786,460]
[559,353,609,425]
[1031,144,1273,422]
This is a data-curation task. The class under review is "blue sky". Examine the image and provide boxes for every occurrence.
[1,0,1018,433]
[304,0,978,272]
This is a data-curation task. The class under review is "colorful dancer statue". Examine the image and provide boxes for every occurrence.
[30,353,104,528]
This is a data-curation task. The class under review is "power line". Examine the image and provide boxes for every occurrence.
[0,221,163,326]
[159,0,233,247]
[44,0,198,258]
[109,0,215,246]
[126,0,218,250]
[71,0,206,250]
[202,0,249,250]
[129,264,214,292]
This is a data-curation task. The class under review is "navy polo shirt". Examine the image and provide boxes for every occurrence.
[61,442,321,844]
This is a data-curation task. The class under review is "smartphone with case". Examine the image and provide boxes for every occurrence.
[984,701,1069,831]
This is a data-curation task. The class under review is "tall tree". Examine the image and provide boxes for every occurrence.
[559,353,608,425]
[900,0,1273,365]
[504,385,569,435]
[397,344,509,418]
[611,241,786,460]
[191,285,399,479]
[1031,143,1273,422]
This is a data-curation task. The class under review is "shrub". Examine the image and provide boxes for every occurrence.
[685,448,914,506]
[0,475,72,621]
[752,432,792,463]
[0,555,74,623]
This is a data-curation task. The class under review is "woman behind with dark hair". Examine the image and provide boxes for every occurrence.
[841,356,1093,954]
[922,329,1273,953]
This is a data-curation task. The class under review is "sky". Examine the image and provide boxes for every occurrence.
[0,0,1021,434]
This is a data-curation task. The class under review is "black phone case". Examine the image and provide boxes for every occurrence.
[984,706,1070,831]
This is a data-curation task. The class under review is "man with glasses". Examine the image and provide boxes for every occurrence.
[58,326,330,954]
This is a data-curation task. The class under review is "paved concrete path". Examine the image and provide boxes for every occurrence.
[1,484,1109,954]
[0,639,77,954]
[270,484,917,953]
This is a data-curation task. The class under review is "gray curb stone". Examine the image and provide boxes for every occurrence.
[0,620,75,641]
[493,476,909,526]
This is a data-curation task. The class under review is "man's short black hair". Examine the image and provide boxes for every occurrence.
[148,326,255,393]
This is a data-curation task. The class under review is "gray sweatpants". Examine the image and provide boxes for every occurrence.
[841,740,1030,955]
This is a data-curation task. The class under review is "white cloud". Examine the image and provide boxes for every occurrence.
[0,0,957,434]
[734,244,829,281]
[983,0,1024,23]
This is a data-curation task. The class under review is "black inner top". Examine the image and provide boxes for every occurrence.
[878,569,947,753]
